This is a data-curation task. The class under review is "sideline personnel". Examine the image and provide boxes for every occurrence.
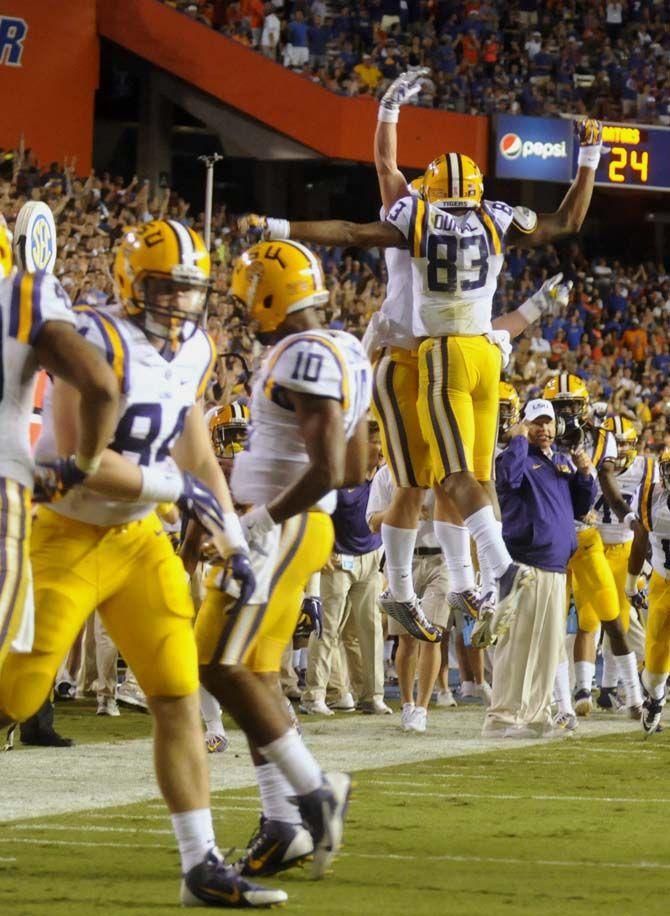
[483,398,596,738]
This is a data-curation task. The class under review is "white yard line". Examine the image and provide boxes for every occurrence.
[0,710,638,823]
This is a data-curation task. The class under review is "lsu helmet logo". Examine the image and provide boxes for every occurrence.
[500,133,522,160]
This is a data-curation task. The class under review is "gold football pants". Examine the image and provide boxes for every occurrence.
[0,478,32,673]
[568,527,621,633]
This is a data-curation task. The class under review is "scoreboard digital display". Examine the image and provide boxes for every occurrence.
[572,123,670,191]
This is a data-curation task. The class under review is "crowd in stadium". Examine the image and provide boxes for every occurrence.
[163,0,670,123]
[4,140,670,463]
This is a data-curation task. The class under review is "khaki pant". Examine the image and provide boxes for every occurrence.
[303,549,383,704]
[485,569,566,730]
[76,612,118,700]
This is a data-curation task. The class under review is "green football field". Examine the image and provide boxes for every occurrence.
[2,700,670,916]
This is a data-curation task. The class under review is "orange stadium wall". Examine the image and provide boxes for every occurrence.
[0,0,98,172]
[97,0,488,171]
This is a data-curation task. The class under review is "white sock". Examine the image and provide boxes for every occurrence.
[258,728,322,796]
[600,642,618,690]
[299,648,308,669]
[171,808,217,874]
[642,669,668,701]
[464,508,511,593]
[292,650,301,668]
[574,660,595,694]
[553,660,575,715]
[434,522,476,592]
[614,651,643,707]
[382,523,417,602]
[384,639,394,662]
[256,762,302,825]
[199,685,224,735]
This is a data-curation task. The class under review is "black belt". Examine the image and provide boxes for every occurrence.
[413,547,441,557]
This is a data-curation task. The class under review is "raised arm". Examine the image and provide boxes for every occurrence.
[493,273,572,339]
[374,70,428,212]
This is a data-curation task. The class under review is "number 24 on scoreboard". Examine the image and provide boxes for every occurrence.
[607,146,649,183]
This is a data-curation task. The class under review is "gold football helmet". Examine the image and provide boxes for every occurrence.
[209,401,250,459]
[602,416,638,472]
[498,381,520,440]
[660,448,670,492]
[0,214,13,280]
[542,373,590,421]
[422,153,484,209]
[408,176,424,195]
[113,220,211,347]
[231,240,328,336]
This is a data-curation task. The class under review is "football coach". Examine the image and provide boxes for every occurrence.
[483,398,597,738]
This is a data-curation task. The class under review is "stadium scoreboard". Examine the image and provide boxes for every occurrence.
[494,115,670,191]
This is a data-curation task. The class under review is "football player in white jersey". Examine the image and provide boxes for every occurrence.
[0,220,290,909]
[543,377,643,718]
[594,416,654,709]
[0,216,119,673]
[195,240,371,882]
[240,83,600,648]
[627,448,670,735]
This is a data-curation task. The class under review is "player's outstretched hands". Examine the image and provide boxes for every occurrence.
[380,68,430,114]
[33,456,87,502]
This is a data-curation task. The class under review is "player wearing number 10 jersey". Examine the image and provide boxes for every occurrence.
[240,116,603,643]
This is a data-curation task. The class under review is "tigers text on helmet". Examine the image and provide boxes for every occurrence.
[422,153,484,209]
[231,240,329,336]
[602,416,638,472]
[0,214,13,279]
[208,401,250,460]
[542,372,590,422]
[498,381,520,441]
[113,220,211,349]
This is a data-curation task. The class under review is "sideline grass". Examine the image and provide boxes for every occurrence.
[2,725,670,916]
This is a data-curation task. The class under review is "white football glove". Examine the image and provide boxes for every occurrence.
[379,68,430,122]
[575,117,609,169]
[519,272,573,323]
[487,329,512,369]
[237,214,290,241]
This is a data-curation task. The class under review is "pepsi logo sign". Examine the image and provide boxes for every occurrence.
[500,133,522,160]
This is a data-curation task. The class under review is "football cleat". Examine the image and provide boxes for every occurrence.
[574,689,593,717]
[447,589,481,619]
[641,696,664,738]
[378,591,443,643]
[596,687,624,712]
[235,817,313,878]
[494,563,535,635]
[297,771,352,879]
[181,850,288,908]
[205,732,229,754]
[553,711,578,731]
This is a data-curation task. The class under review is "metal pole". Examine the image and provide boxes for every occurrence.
[198,153,223,251]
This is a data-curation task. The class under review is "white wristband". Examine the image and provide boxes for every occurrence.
[578,146,601,169]
[75,452,102,475]
[518,298,542,324]
[378,106,399,123]
[266,217,290,240]
[623,511,637,530]
[626,572,640,594]
[140,465,183,504]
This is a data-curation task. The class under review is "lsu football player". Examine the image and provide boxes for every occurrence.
[240,82,601,648]
[594,416,654,709]
[627,448,670,735]
[0,220,289,909]
[195,239,371,881]
[543,375,643,717]
[0,215,119,673]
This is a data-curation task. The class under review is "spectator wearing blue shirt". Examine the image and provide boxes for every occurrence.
[309,14,330,69]
[566,312,585,349]
[483,398,596,739]
[284,10,309,68]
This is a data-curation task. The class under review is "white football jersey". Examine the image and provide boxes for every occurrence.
[37,305,216,526]
[232,329,372,513]
[386,197,520,337]
[636,477,670,579]
[574,426,618,532]
[0,269,75,489]
[366,463,437,549]
[594,455,656,544]
[374,202,423,350]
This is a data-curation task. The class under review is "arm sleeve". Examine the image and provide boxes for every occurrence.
[8,271,75,346]
[495,436,529,490]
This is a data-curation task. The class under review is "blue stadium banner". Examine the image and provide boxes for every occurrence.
[493,115,573,183]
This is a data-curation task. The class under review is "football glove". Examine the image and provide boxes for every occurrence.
[625,573,648,612]
[488,329,512,368]
[575,117,609,168]
[295,596,323,640]
[33,456,88,502]
[225,552,256,607]
[519,272,572,323]
[379,68,430,121]
[237,214,289,242]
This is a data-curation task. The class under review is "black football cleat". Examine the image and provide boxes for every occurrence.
[297,771,352,879]
[235,816,313,877]
[20,729,74,747]
[181,850,288,908]
[642,696,664,739]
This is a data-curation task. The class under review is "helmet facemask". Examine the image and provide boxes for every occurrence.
[136,270,210,350]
